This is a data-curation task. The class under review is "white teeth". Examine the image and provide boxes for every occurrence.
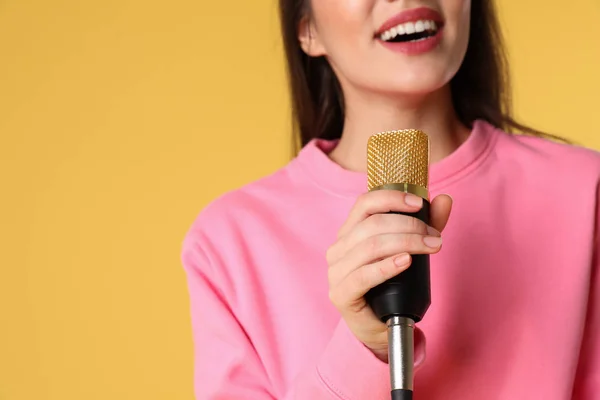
[415,21,424,33]
[378,19,439,41]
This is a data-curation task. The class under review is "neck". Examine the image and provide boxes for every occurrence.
[328,85,470,173]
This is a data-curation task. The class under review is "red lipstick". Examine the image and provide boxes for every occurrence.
[376,7,444,36]
[376,7,444,55]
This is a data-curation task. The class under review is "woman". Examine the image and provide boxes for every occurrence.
[181,0,599,398]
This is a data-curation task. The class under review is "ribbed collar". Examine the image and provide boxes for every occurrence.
[292,120,499,197]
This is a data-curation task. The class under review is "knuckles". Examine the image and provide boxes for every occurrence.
[355,191,372,207]
[325,245,336,265]
[354,266,371,291]
[367,213,388,229]
[364,235,383,259]
[368,213,426,235]
[328,289,343,308]
[356,190,407,212]
[407,216,426,235]
[398,233,415,250]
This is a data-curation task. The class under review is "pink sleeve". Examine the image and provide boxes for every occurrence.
[181,236,426,400]
[572,184,600,399]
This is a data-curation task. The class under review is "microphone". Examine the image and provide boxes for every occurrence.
[365,130,431,400]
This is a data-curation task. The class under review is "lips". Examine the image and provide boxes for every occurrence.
[375,7,444,37]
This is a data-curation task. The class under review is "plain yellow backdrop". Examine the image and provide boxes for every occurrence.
[0,1,598,399]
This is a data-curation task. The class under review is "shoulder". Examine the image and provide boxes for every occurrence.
[181,157,302,255]
[483,121,600,182]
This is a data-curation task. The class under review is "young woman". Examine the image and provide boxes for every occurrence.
[181,0,599,398]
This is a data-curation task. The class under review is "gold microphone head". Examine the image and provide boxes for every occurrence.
[367,129,430,200]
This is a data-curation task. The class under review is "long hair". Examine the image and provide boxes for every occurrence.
[278,0,565,153]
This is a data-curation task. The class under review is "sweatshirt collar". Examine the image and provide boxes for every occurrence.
[294,120,499,198]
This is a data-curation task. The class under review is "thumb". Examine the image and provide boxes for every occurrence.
[429,194,453,232]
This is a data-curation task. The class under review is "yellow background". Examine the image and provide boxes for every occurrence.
[0,1,598,399]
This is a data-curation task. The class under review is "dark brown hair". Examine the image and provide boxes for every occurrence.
[278,0,565,153]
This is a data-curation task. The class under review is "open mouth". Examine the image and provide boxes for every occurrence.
[378,20,440,43]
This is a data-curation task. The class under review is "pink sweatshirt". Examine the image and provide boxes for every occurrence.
[181,120,600,399]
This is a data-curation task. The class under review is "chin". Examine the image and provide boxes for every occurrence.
[371,72,452,97]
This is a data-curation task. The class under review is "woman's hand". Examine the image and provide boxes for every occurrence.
[326,190,453,362]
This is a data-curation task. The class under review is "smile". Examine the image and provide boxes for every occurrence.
[379,20,439,43]
[375,7,445,54]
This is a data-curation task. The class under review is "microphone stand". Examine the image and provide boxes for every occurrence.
[387,316,414,400]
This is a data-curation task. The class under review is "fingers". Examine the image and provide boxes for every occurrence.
[327,214,439,266]
[330,253,412,309]
[337,191,424,239]
[349,231,442,267]
[327,191,453,289]
[328,232,442,285]
[430,194,453,233]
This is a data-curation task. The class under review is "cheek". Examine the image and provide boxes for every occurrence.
[447,0,471,47]
[457,1,471,44]
[444,0,472,71]
[310,0,374,49]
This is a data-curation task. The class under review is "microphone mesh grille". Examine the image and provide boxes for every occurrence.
[367,129,430,191]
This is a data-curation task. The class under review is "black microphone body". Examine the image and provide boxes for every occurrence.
[365,203,431,324]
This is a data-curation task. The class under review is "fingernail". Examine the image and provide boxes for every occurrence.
[405,194,423,207]
[427,226,440,236]
[394,254,411,268]
[423,236,442,248]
